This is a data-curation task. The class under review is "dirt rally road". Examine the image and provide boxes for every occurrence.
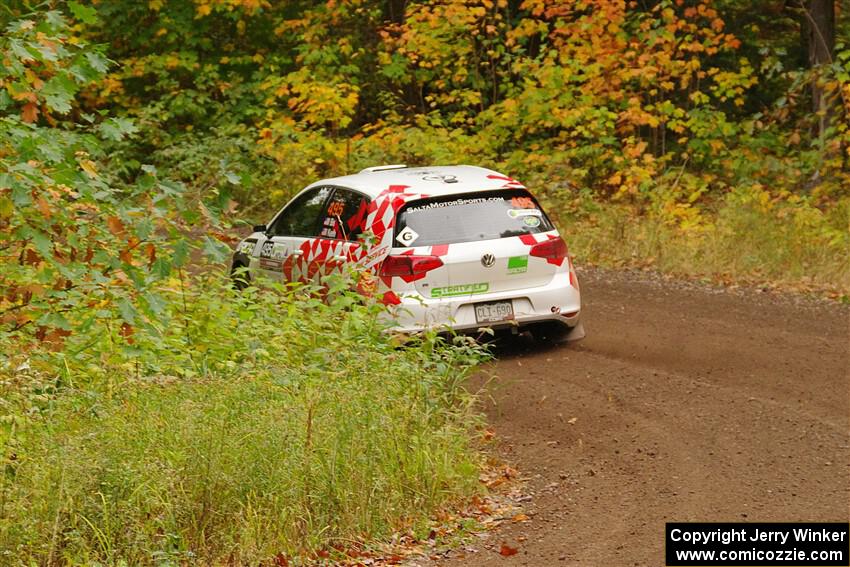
[440,268,849,566]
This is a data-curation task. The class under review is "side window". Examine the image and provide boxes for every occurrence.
[268,186,332,237]
[318,188,371,241]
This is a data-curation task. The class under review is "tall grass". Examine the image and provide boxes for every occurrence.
[550,187,850,294]
[0,274,487,565]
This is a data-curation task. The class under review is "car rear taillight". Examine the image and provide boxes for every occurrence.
[529,237,568,260]
[379,255,444,277]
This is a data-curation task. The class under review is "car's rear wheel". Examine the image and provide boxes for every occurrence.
[532,321,581,345]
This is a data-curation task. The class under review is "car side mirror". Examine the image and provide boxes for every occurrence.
[253,224,267,233]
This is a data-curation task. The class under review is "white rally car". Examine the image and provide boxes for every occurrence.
[231,165,584,341]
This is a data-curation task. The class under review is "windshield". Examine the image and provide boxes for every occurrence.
[394,190,555,247]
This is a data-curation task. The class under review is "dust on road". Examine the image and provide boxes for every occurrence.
[440,268,849,566]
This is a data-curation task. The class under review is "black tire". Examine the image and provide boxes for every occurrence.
[230,261,250,291]
[532,321,572,344]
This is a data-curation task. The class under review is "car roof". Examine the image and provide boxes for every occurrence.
[305,165,525,199]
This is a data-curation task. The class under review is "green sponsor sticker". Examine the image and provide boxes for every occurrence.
[431,282,489,298]
[507,255,528,274]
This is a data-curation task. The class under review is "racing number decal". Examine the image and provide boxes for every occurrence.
[511,196,535,209]
[258,241,287,270]
[327,200,345,217]
[259,241,275,259]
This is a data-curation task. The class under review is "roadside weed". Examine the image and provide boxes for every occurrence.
[0,274,489,565]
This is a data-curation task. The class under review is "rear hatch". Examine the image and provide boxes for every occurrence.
[393,190,562,299]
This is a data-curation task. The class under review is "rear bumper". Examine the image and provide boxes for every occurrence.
[385,276,581,334]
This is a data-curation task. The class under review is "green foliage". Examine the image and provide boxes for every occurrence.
[41,1,843,256]
[559,184,850,293]
[0,275,487,564]
[0,10,107,120]
[138,123,280,215]
[0,9,219,355]
[0,16,489,562]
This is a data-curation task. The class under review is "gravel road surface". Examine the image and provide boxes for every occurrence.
[439,268,849,566]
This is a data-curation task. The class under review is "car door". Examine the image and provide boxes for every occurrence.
[250,186,332,282]
[305,187,372,280]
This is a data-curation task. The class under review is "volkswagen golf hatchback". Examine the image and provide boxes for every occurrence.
[231,165,584,341]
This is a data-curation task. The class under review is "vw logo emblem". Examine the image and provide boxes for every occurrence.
[481,253,496,268]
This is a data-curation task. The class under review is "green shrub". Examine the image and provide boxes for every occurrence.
[0,274,488,565]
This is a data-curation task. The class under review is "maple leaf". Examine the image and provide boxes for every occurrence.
[79,159,99,178]
[119,247,134,264]
[21,102,39,123]
[499,543,519,556]
[106,216,125,236]
[35,197,52,220]
[24,249,42,265]
[145,243,157,266]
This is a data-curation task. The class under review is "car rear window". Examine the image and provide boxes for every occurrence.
[394,190,555,247]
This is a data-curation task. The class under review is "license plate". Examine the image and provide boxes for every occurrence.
[474,301,514,324]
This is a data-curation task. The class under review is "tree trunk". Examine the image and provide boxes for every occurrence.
[803,0,836,138]
[387,0,407,24]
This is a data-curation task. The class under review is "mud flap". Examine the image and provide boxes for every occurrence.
[564,319,585,342]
